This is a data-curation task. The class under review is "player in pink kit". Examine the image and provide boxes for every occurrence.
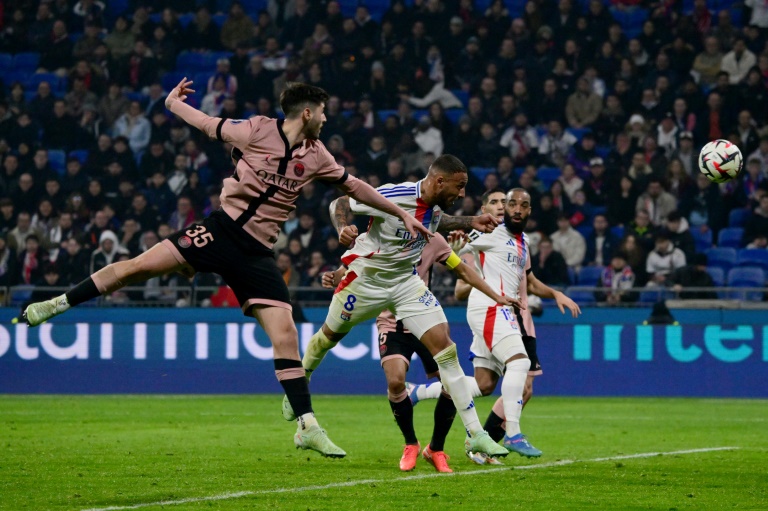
[20,81,436,458]
[322,232,470,473]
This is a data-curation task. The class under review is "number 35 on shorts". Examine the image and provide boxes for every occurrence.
[185,225,214,248]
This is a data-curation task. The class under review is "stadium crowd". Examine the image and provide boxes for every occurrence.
[0,0,767,308]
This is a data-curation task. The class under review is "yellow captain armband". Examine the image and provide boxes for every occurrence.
[445,251,462,270]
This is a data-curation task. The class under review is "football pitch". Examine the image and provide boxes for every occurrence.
[1,395,766,511]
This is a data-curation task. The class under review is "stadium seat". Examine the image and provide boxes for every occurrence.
[717,227,744,249]
[178,13,195,28]
[692,229,713,252]
[450,89,469,107]
[9,288,32,306]
[0,53,12,70]
[728,208,751,227]
[13,52,40,71]
[610,225,624,240]
[162,72,187,92]
[639,288,672,304]
[212,14,227,27]
[577,266,603,285]
[537,167,561,187]
[566,127,591,142]
[3,71,30,89]
[68,150,89,164]
[705,266,724,287]
[576,225,593,240]
[48,150,66,175]
[376,109,398,122]
[596,145,611,159]
[27,73,61,92]
[566,287,596,306]
[567,267,577,285]
[736,249,768,271]
[726,266,766,300]
[444,109,464,124]
[470,167,495,182]
[705,247,737,271]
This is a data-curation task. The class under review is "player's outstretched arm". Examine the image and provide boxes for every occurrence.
[527,271,581,317]
[336,177,434,242]
[437,213,499,234]
[452,259,524,310]
[165,78,247,144]
[328,197,359,247]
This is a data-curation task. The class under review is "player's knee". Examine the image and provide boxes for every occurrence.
[505,355,530,373]
[477,379,496,396]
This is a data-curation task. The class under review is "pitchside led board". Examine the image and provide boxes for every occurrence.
[0,307,766,397]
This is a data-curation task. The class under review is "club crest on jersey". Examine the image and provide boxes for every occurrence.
[177,236,192,249]
[340,311,352,321]
[294,162,305,177]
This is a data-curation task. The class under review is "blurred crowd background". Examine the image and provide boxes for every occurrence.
[0,0,767,310]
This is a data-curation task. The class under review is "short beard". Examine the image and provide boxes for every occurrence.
[504,210,527,234]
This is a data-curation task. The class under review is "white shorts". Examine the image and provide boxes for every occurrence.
[467,304,526,376]
[325,271,447,339]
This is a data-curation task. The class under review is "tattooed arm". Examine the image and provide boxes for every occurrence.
[329,197,358,247]
[438,213,499,234]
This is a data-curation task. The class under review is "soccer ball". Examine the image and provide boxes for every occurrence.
[698,139,743,183]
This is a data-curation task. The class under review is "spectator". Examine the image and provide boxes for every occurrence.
[104,15,135,59]
[679,173,725,237]
[720,38,756,85]
[736,157,767,208]
[201,74,231,117]
[13,173,39,216]
[118,40,159,91]
[531,237,570,286]
[28,263,64,304]
[736,110,761,157]
[583,157,611,207]
[645,233,687,288]
[665,158,693,200]
[671,131,698,177]
[0,235,18,287]
[743,195,768,246]
[18,234,49,285]
[539,119,577,167]
[89,229,128,274]
[668,253,717,299]
[746,234,767,250]
[183,7,221,51]
[595,253,637,304]
[636,177,677,227]
[413,116,443,157]
[584,214,619,267]
[565,76,603,129]
[692,36,722,86]
[64,77,98,119]
[551,213,586,270]
[221,2,255,50]
[558,163,583,202]
[113,101,151,154]
[289,211,324,252]
[39,20,73,74]
[748,137,768,177]
[28,82,56,124]
[168,196,196,232]
[626,209,657,252]
[662,210,696,260]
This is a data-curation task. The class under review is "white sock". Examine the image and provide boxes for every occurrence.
[302,329,336,378]
[466,376,482,398]
[298,412,318,431]
[416,381,444,401]
[433,344,482,436]
[501,358,530,437]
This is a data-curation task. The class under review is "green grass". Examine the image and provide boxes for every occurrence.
[1,395,766,511]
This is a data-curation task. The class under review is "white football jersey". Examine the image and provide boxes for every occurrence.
[343,180,442,280]
[461,224,529,307]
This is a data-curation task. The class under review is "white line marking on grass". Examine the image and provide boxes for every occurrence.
[80,446,739,511]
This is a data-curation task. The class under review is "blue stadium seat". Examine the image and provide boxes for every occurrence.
[726,266,766,300]
[705,266,724,287]
[567,267,577,285]
[736,249,768,271]
[0,53,12,70]
[162,72,187,92]
[48,150,66,175]
[566,287,596,306]
[566,127,591,142]
[68,150,89,164]
[577,266,603,285]
[376,109,398,122]
[212,14,228,27]
[13,52,40,71]
[3,71,29,89]
[576,225,593,240]
[692,229,713,252]
[27,73,61,92]
[451,89,469,107]
[596,145,611,159]
[444,109,464,124]
[9,288,32,306]
[610,225,624,240]
[705,247,737,271]
[728,208,751,227]
[470,167,495,182]
[717,227,744,248]
[639,288,672,304]
[537,167,561,187]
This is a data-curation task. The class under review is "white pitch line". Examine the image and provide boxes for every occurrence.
[80,446,739,511]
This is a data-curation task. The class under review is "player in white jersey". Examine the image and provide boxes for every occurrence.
[282,155,522,459]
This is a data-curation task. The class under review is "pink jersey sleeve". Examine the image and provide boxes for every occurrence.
[217,116,264,147]
[314,143,347,182]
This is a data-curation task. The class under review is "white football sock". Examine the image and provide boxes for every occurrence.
[298,412,318,431]
[465,376,482,398]
[302,329,336,378]
[501,358,530,437]
[416,381,444,401]
[433,344,482,436]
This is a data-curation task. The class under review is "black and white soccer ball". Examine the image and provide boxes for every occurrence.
[698,139,743,184]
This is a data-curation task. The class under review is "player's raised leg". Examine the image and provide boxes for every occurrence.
[414,320,508,458]
[21,243,185,327]
[254,306,345,458]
